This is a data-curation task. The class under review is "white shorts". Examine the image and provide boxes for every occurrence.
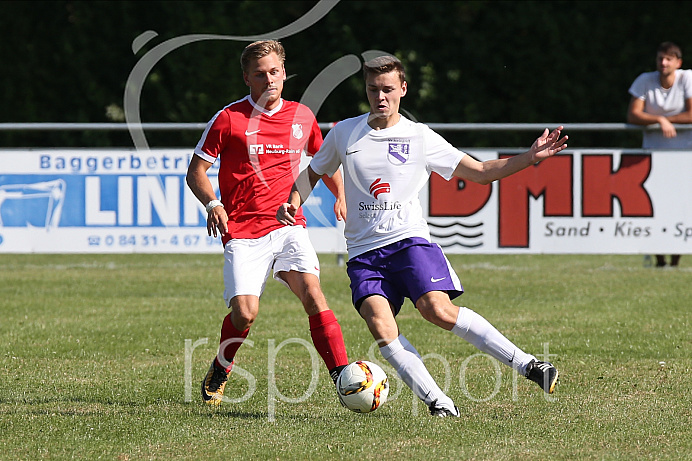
[222,225,320,305]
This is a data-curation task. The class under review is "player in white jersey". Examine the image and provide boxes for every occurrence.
[300,112,465,258]
[278,56,567,417]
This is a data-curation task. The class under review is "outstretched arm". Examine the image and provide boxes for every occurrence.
[453,126,568,185]
[276,166,323,225]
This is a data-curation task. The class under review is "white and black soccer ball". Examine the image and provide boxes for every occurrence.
[336,360,389,413]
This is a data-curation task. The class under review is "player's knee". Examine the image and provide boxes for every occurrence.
[417,299,441,322]
[300,284,327,312]
[231,304,259,330]
[233,311,256,330]
[417,297,456,327]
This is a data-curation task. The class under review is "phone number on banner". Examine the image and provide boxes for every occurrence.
[87,233,222,249]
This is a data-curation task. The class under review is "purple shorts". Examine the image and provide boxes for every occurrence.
[346,237,464,315]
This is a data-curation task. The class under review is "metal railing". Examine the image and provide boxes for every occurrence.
[1,122,690,132]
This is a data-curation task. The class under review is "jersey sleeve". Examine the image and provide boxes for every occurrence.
[305,116,324,157]
[193,109,230,164]
[421,124,466,181]
[681,69,692,100]
[308,126,342,177]
[628,73,648,99]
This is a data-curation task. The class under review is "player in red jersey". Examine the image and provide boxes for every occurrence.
[186,40,349,405]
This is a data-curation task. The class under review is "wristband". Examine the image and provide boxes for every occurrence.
[205,199,224,214]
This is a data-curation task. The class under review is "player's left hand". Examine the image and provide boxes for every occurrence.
[529,126,568,162]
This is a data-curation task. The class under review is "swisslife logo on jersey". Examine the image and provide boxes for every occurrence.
[358,178,401,216]
[369,178,390,199]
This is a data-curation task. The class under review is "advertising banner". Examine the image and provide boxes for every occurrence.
[0,148,689,254]
[423,149,691,254]
[0,149,343,254]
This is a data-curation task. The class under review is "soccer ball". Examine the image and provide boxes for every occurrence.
[336,360,389,413]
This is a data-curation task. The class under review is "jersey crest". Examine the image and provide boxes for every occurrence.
[292,123,304,140]
[388,142,410,164]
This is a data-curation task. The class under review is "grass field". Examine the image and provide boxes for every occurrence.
[1,253,690,460]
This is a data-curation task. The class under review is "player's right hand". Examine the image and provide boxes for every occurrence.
[276,203,297,225]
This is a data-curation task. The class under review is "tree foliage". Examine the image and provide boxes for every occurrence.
[2,0,692,147]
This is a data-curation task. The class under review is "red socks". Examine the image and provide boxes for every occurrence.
[309,310,349,370]
[214,313,249,372]
[214,310,348,376]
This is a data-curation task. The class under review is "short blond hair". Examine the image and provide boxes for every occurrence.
[240,40,286,73]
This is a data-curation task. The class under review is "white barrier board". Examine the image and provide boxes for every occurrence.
[0,148,689,254]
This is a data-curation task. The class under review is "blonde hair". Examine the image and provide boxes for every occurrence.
[240,40,286,73]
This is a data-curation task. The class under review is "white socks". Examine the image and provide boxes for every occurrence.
[379,335,458,415]
[378,308,534,412]
[451,306,535,375]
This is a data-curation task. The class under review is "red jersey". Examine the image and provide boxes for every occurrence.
[194,96,323,243]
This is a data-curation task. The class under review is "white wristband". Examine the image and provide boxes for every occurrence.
[205,199,223,214]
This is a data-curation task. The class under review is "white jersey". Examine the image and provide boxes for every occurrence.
[309,114,465,257]
[628,69,692,149]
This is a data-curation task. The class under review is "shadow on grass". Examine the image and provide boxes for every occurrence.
[0,395,191,414]
[198,406,396,421]
[202,409,268,419]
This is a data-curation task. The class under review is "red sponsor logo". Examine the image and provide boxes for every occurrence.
[369,178,390,199]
